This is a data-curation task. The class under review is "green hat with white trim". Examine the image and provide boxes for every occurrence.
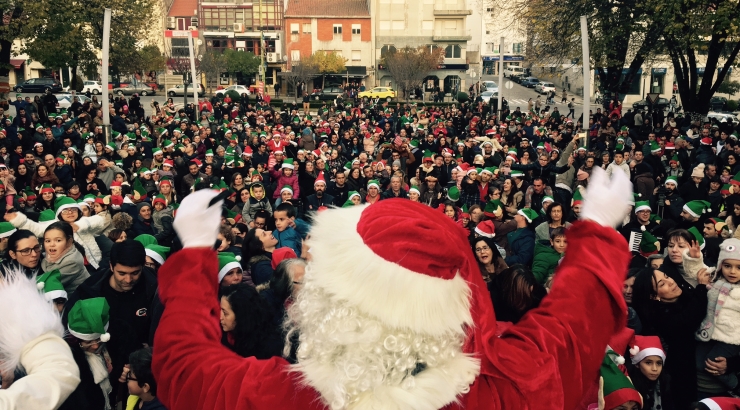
[688,226,705,250]
[634,201,651,213]
[447,186,460,201]
[105,142,117,151]
[217,252,242,283]
[649,141,661,153]
[409,186,420,196]
[664,176,678,187]
[367,179,380,190]
[67,297,111,342]
[517,208,539,224]
[152,147,163,156]
[348,191,360,201]
[145,244,170,266]
[683,200,711,219]
[281,158,295,169]
[36,269,67,301]
[134,234,158,247]
[54,196,80,218]
[0,222,16,238]
[280,185,294,195]
[39,209,56,222]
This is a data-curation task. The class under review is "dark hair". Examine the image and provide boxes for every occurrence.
[473,237,499,267]
[219,224,235,246]
[7,229,36,251]
[630,267,660,325]
[614,151,624,157]
[110,239,146,268]
[107,229,126,242]
[489,265,546,323]
[550,226,566,240]
[545,202,564,224]
[241,230,266,268]
[44,221,73,240]
[627,355,672,410]
[234,223,248,235]
[218,283,283,359]
[128,347,157,396]
[274,202,296,219]
[269,259,296,304]
[665,228,693,246]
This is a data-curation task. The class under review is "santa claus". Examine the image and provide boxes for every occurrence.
[152,167,633,410]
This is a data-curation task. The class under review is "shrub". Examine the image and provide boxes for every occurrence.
[224,90,241,100]
[727,100,739,112]
[456,92,469,103]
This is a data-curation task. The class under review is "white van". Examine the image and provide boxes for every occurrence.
[504,66,526,78]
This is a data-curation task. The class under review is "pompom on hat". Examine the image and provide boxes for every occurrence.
[717,238,740,269]
[145,244,170,266]
[683,200,711,219]
[628,335,665,365]
[35,269,67,301]
[517,208,539,224]
[67,297,111,342]
[598,349,642,410]
[217,252,242,283]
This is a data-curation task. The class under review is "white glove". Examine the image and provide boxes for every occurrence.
[580,166,633,228]
[173,189,223,249]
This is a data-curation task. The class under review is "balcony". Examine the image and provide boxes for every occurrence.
[433,1,471,15]
[433,30,471,41]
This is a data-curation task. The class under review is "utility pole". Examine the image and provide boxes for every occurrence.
[259,0,265,95]
[497,37,504,118]
[580,16,590,148]
[188,30,199,119]
[102,8,111,143]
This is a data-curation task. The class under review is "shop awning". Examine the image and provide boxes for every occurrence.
[9,59,24,69]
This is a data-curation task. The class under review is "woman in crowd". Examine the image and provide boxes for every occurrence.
[534,202,571,243]
[473,235,507,282]
[487,265,546,323]
[241,228,278,286]
[219,283,283,359]
[0,229,41,278]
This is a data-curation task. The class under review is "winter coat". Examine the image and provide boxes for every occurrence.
[273,227,301,258]
[633,171,655,205]
[152,207,175,247]
[247,253,273,286]
[504,227,535,266]
[554,142,577,191]
[242,196,273,224]
[10,212,108,269]
[41,245,88,294]
[531,242,562,285]
[605,161,630,179]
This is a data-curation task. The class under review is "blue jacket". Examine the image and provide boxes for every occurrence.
[273,226,302,257]
[504,227,535,266]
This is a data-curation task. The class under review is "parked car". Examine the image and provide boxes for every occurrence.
[81,81,102,95]
[535,82,556,94]
[520,77,540,88]
[480,91,498,104]
[113,84,156,96]
[311,86,345,101]
[481,81,498,93]
[166,84,205,97]
[511,74,526,84]
[14,78,63,94]
[358,86,396,100]
[215,85,251,97]
[632,97,670,111]
[710,96,727,112]
[56,94,91,109]
[707,111,739,123]
[504,66,526,78]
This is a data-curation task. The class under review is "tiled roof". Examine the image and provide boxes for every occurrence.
[169,0,197,18]
[285,0,370,17]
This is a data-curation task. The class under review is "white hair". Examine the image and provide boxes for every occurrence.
[284,264,475,410]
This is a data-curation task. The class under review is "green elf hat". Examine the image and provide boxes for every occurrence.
[510,170,526,178]
[687,226,705,250]
[217,252,242,283]
[67,297,111,342]
[145,244,170,266]
[54,196,80,218]
[280,185,294,195]
[669,154,679,164]
[620,126,629,132]
[367,179,380,190]
[164,140,175,149]
[598,349,642,410]
[105,142,117,151]
[36,269,67,301]
[205,149,214,157]
[39,183,54,194]
[152,194,167,208]
[461,204,470,218]
[664,176,678,188]
[649,141,661,153]
[731,171,740,187]
[722,184,733,195]
[152,148,163,156]
[24,187,37,200]
[342,198,356,208]
[480,167,495,176]
[447,186,460,201]
[409,139,420,148]
[348,191,360,202]
[422,150,434,163]
[39,209,56,222]
[110,131,120,139]
[157,127,168,137]
[409,186,421,196]
[0,222,16,238]
[639,230,661,256]
[517,208,539,224]
[483,199,503,218]
[683,200,711,219]
[634,200,651,213]
[133,177,148,201]
[281,158,295,169]
[134,234,158,247]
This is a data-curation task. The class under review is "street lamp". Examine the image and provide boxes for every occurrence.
[642,71,649,99]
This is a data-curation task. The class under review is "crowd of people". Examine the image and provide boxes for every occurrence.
[1,84,740,410]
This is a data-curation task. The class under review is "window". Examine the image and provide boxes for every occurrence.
[380,45,396,58]
[486,7,493,11]
[333,24,342,34]
[333,50,343,57]
[379,20,390,30]
[512,43,523,53]
[444,20,458,30]
[303,23,311,33]
[177,17,186,30]
[445,44,461,59]
[486,30,490,34]
[352,50,361,61]
[422,20,433,30]
[171,38,190,57]
[392,20,404,30]
[290,23,298,34]
[352,24,361,35]
[291,50,300,62]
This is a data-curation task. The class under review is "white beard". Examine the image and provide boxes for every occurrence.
[284,266,480,410]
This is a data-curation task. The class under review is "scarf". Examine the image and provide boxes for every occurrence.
[85,348,113,410]
[697,278,736,341]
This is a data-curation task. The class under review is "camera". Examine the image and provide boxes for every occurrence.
[656,186,670,206]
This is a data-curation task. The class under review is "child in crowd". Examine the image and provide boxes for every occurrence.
[272,203,302,258]
[242,182,272,226]
[126,347,167,410]
[628,335,673,410]
[271,159,299,200]
[532,226,567,288]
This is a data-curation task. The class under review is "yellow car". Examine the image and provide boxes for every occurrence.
[358,87,397,100]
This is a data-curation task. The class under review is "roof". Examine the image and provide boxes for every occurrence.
[169,0,197,18]
[285,0,370,17]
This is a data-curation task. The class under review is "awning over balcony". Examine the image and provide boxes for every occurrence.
[9,59,24,69]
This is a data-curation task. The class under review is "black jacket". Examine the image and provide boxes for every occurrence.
[304,193,335,213]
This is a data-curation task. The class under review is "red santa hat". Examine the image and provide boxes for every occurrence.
[699,397,740,410]
[243,146,253,157]
[701,136,713,145]
[314,171,326,186]
[163,159,174,168]
[474,220,495,238]
[307,198,496,373]
[110,181,122,189]
[629,335,665,365]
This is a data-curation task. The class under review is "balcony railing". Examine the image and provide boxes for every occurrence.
[433,29,472,41]
[433,1,471,15]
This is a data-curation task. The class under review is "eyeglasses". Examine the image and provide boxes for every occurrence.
[16,245,41,256]
[79,339,102,348]
[61,208,78,214]
[475,246,491,253]
[125,373,138,382]
[144,262,158,269]
[254,221,266,227]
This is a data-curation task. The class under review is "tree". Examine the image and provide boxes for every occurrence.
[306,50,347,88]
[718,80,740,97]
[199,49,228,94]
[383,46,444,100]
[164,39,201,106]
[282,59,319,99]
[223,49,260,84]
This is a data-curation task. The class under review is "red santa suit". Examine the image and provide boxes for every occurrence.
[153,175,631,410]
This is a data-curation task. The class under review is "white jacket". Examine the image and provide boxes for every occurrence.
[10,212,110,269]
[713,284,740,345]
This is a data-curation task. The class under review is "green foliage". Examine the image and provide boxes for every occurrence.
[223,49,260,76]
[718,81,740,96]
[456,92,469,103]
[728,100,739,112]
[383,46,444,99]
[224,90,241,100]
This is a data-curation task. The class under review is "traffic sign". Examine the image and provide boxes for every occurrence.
[646,93,660,105]
[505,81,513,89]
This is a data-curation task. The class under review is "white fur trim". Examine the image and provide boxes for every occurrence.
[308,205,473,336]
[218,261,242,283]
[0,268,65,374]
[280,186,294,194]
[367,182,379,190]
[68,322,109,341]
[55,203,80,218]
[44,289,68,302]
[281,163,295,169]
[0,228,16,238]
[683,204,701,218]
[634,204,651,213]
[145,249,165,265]
[299,351,480,410]
[474,226,495,238]
[631,347,666,365]
[700,399,722,410]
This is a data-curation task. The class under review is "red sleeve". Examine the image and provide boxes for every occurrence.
[465,221,630,409]
[152,248,322,410]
